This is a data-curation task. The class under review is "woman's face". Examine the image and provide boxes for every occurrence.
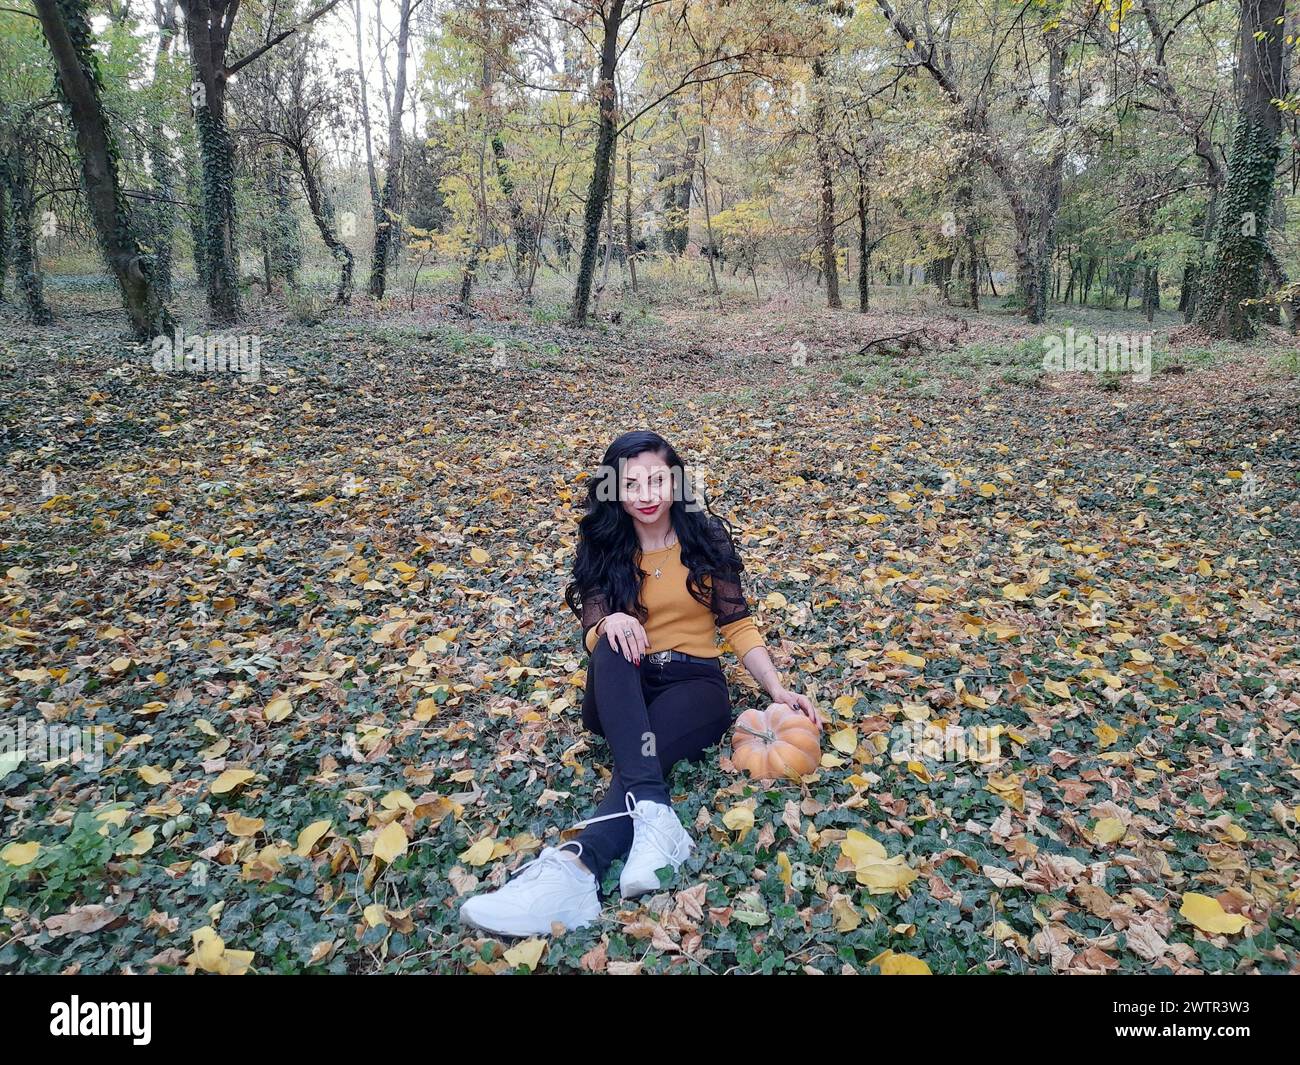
[619,450,675,527]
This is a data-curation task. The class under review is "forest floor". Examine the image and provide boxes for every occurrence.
[1,275,1298,974]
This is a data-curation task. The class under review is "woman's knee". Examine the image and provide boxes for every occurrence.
[591,637,636,673]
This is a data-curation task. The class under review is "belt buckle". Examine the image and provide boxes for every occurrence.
[648,650,671,665]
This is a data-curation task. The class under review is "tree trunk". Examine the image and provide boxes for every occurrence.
[856,168,869,312]
[0,155,52,323]
[291,143,352,303]
[625,129,638,292]
[656,104,697,256]
[35,0,172,338]
[352,0,381,226]
[813,56,841,309]
[367,0,411,300]
[181,0,241,322]
[569,0,625,327]
[1195,0,1287,339]
[0,181,9,302]
[144,0,178,299]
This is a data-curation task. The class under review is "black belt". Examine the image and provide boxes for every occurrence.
[644,649,718,666]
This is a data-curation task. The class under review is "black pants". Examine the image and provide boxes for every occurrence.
[573,639,733,892]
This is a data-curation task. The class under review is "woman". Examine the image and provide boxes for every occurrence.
[458,430,821,938]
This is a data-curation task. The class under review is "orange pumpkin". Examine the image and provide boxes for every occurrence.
[730,703,821,781]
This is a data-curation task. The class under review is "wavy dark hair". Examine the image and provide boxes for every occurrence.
[564,430,746,623]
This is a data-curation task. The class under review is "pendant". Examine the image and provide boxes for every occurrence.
[653,567,662,579]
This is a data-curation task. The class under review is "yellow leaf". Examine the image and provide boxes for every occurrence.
[884,649,926,668]
[137,765,172,786]
[1044,679,1071,699]
[765,591,788,609]
[188,926,255,975]
[211,769,255,795]
[840,829,887,866]
[373,821,408,864]
[776,851,792,888]
[264,694,293,722]
[1,841,41,866]
[96,807,129,828]
[1179,893,1250,935]
[118,828,155,856]
[503,937,547,971]
[722,804,755,842]
[295,819,332,857]
[829,726,858,755]
[469,547,490,564]
[223,813,265,837]
[874,950,932,975]
[1094,723,1120,749]
[1092,817,1126,843]
[831,694,858,715]
[831,895,862,931]
[381,790,416,812]
[461,837,496,866]
[855,857,919,895]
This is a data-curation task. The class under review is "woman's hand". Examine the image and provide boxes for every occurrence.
[770,687,824,731]
[602,611,648,664]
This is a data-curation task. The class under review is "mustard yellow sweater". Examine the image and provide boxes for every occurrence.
[582,542,766,659]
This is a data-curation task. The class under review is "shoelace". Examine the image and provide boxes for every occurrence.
[571,791,690,864]
[508,842,587,885]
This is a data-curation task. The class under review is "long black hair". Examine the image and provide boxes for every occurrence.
[564,430,746,623]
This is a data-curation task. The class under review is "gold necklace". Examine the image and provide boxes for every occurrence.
[647,532,677,579]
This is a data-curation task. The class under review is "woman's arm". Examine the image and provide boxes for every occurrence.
[739,644,822,729]
[711,562,822,728]
[579,591,611,653]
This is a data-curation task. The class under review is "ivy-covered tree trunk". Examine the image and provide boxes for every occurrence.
[34,0,173,339]
[569,0,625,327]
[182,134,210,290]
[1,155,52,324]
[272,168,301,289]
[1195,0,1287,340]
[181,0,241,322]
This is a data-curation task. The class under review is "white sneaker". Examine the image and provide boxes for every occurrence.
[619,791,695,898]
[457,842,600,937]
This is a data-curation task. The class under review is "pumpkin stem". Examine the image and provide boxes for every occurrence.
[735,721,778,743]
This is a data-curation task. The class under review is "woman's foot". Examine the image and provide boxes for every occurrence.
[458,842,601,937]
[619,793,695,898]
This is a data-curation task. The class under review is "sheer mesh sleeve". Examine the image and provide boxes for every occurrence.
[707,527,766,657]
[709,568,751,626]
[579,590,611,653]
